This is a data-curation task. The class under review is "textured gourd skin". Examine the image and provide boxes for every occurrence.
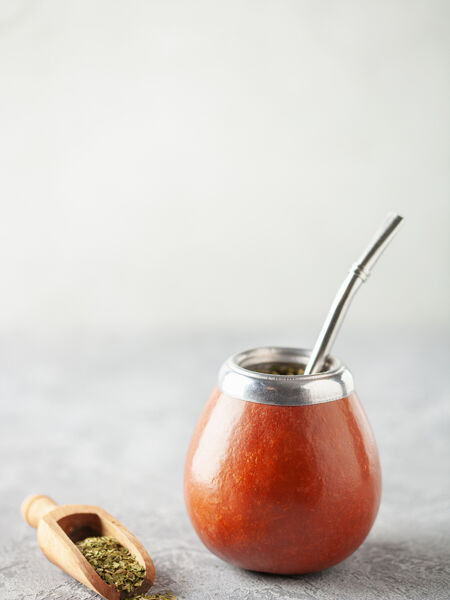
[184,388,381,574]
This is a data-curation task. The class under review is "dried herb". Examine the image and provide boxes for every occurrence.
[251,362,304,376]
[130,594,178,600]
[76,536,145,593]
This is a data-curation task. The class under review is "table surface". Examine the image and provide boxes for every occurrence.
[1,329,449,600]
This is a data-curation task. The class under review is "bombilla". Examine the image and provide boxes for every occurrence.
[304,212,404,375]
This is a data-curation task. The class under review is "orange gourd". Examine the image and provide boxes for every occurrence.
[184,348,381,574]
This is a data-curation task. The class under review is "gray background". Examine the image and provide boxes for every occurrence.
[1,329,449,599]
[1,1,449,599]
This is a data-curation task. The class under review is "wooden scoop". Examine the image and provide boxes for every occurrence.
[21,494,155,600]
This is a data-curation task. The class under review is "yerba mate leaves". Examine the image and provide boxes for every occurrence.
[130,594,177,600]
[251,362,305,375]
[76,536,145,593]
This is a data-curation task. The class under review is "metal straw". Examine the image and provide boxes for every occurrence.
[304,213,404,375]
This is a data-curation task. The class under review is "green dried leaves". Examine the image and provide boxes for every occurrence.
[252,362,305,375]
[76,536,145,593]
[130,594,177,600]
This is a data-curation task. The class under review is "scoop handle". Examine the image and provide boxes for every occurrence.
[304,213,403,375]
[21,494,58,528]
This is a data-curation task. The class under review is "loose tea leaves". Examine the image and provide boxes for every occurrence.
[130,594,178,600]
[76,536,145,593]
[251,362,305,376]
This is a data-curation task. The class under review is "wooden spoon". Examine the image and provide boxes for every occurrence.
[21,494,155,600]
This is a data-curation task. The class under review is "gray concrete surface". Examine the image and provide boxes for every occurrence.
[1,329,449,599]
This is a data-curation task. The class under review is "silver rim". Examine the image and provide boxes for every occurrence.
[218,347,354,406]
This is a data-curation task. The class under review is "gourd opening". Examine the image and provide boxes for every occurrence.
[235,347,332,377]
[218,347,354,405]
